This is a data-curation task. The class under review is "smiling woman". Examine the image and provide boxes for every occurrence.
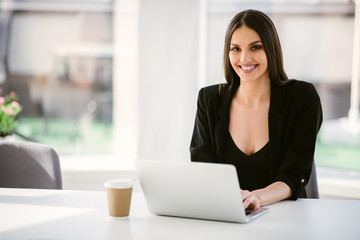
[190,9,323,211]
[229,28,268,84]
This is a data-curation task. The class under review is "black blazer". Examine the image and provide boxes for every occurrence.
[190,80,323,200]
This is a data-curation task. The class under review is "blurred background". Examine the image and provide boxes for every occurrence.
[0,0,359,198]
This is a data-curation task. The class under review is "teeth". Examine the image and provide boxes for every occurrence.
[242,65,255,70]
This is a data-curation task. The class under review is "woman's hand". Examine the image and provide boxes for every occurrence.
[241,182,292,210]
[241,190,260,211]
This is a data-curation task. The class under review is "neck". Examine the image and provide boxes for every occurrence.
[234,80,271,109]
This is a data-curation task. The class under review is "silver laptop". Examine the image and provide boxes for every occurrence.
[136,159,269,223]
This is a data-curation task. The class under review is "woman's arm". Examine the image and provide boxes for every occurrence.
[190,86,220,163]
[242,181,292,210]
[270,81,322,200]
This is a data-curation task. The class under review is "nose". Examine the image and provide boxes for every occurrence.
[240,50,252,62]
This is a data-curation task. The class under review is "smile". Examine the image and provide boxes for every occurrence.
[239,64,258,72]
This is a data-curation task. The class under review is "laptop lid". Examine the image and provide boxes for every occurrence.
[136,159,268,223]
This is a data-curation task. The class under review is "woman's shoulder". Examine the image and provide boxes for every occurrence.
[198,83,231,99]
[279,79,319,99]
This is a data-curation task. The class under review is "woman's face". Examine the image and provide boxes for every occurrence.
[229,26,269,84]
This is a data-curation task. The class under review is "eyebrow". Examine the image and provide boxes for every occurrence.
[230,40,262,46]
[249,40,262,45]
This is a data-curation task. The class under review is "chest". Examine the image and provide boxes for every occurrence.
[228,102,269,155]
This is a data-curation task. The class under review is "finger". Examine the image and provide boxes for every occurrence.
[243,196,253,209]
[248,198,260,211]
[241,190,250,200]
[254,201,260,211]
[249,201,260,211]
[244,194,261,210]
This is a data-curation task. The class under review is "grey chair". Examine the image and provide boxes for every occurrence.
[0,141,62,189]
[301,161,319,199]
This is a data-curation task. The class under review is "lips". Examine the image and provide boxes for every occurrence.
[239,64,258,73]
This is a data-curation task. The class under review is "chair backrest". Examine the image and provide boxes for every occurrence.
[302,160,319,199]
[0,141,62,189]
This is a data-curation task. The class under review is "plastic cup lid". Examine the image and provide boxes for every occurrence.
[104,178,134,189]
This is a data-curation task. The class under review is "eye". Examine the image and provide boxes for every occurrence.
[251,45,262,50]
[230,47,240,52]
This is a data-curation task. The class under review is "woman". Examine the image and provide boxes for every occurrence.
[190,9,322,211]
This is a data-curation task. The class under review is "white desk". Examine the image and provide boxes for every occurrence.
[1,188,359,240]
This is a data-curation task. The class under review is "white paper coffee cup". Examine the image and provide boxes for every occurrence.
[104,179,134,219]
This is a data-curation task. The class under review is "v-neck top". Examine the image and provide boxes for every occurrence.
[223,132,270,191]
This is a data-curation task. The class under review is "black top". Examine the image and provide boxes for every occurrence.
[190,80,323,200]
[223,132,270,191]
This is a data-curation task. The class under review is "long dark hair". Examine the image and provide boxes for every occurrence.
[223,9,288,87]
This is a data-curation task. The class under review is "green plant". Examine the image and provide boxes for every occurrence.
[0,88,22,137]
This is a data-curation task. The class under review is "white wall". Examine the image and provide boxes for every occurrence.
[280,15,353,83]
[113,0,139,158]
[137,0,200,162]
